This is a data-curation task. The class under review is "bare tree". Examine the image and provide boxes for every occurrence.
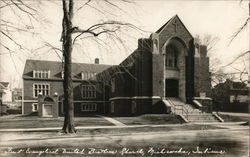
[225,1,250,84]
[60,0,140,133]
[0,1,42,53]
[194,34,225,86]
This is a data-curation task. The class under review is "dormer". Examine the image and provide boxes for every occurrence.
[81,71,97,80]
[61,71,64,79]
[33,70,50,79]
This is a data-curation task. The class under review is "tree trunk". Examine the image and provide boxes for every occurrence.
[61,0,76,133]
[62,32,76,133]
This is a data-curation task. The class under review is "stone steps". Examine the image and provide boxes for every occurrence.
[185,114,218,122]
[164,97,221,123]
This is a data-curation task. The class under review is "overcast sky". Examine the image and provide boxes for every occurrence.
[0,0,249,88]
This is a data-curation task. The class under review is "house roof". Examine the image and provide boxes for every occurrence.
[0,82,9,89]
[23,59,114,80]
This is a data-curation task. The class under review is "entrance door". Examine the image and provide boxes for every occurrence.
[43,104,53,117]
[165,79,179,97]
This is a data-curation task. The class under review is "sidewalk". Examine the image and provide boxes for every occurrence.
[0,121,247,132]
[97,115,126,126]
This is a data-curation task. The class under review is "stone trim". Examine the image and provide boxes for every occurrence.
[109,96,161,101]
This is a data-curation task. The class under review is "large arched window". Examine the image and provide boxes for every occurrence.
[165,46,178,68]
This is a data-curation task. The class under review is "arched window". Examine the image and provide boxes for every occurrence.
[165,46,178,68]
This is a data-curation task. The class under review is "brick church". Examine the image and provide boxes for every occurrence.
[22,15,211,117]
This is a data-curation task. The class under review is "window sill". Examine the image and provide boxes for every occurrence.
[165,67,179,71]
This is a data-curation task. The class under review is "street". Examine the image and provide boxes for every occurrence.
[0,124,249,157]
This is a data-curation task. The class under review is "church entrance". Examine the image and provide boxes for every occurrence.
[165,79,179,97]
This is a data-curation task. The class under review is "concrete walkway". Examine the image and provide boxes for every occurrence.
[0,122,247,132]
[97,115,126,126]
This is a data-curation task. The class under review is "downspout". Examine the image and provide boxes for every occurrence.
[22,80,24,115]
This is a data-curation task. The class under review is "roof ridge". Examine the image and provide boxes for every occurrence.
[26,59,115,66]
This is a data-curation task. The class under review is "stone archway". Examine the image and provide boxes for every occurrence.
[163,37,188,102]
[38,95,58,118]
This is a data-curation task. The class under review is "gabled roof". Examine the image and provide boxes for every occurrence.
[156,15,175,33]
[23,59,114,80]
[155,14,193,38]
[0,82,9,89]
[97,49,140,82]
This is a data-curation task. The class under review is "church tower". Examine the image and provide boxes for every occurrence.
[151,15,195,104]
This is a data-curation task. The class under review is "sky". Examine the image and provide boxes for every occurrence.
[0,0,249,88]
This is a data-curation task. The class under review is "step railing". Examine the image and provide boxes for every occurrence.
[165,97,189,120]
[164,98,223,122]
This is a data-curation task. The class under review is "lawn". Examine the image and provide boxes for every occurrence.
[218,114,249,122]
[113,114,185,125]
[70,124,225,136]
[0,124,240,157]
[0,115,114,129]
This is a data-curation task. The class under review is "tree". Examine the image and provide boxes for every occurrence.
[225,1,250,84]
[0,0,39,76]
[194,34,226,85]
[60,0,140,133]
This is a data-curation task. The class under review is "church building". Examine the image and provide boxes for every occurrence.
[99,15,211,116]
[22,15,211,118]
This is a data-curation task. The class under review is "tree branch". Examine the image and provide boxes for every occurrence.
[228,16,250,46]
[1,31,23,49]
[71,20,145,44]
[10,0,34,16]
[223,50,250,67]
[76,0,91,12]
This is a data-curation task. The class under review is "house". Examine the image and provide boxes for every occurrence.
[212,79,249,113]
[22,58,112,116]
[0,82,12,115]
[0,82,12,104]
[22,15,212,117]
[12,88,22,102]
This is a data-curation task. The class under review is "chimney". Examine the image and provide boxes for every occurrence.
[95,58,99,64]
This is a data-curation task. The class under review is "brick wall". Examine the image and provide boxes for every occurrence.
[194,45,211,97]
[23,79,106,115]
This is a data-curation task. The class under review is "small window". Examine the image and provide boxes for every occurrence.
[33,83,50,98]
[82,85,96,99]
[32,103,38,112]
[111,78,115,93]
[131,101,136,114]
[81,103,97,112]
[82,71,89,80]
[111,101,115,113]
[61,71,64,79]
[33,70,50,79]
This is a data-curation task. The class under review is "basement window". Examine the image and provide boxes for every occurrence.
[81,103,97,112]
[32,103,38,112]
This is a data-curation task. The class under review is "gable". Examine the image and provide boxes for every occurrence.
[0,82,9,89]
[156,15,193,50]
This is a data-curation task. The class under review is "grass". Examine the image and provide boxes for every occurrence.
[0,124,243,157]
[73,124,224,136]
[0,124,225,139]
[218,114,249,122]
[0,115,114,129]
[113,114,185,125]
[0,114,185,129]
